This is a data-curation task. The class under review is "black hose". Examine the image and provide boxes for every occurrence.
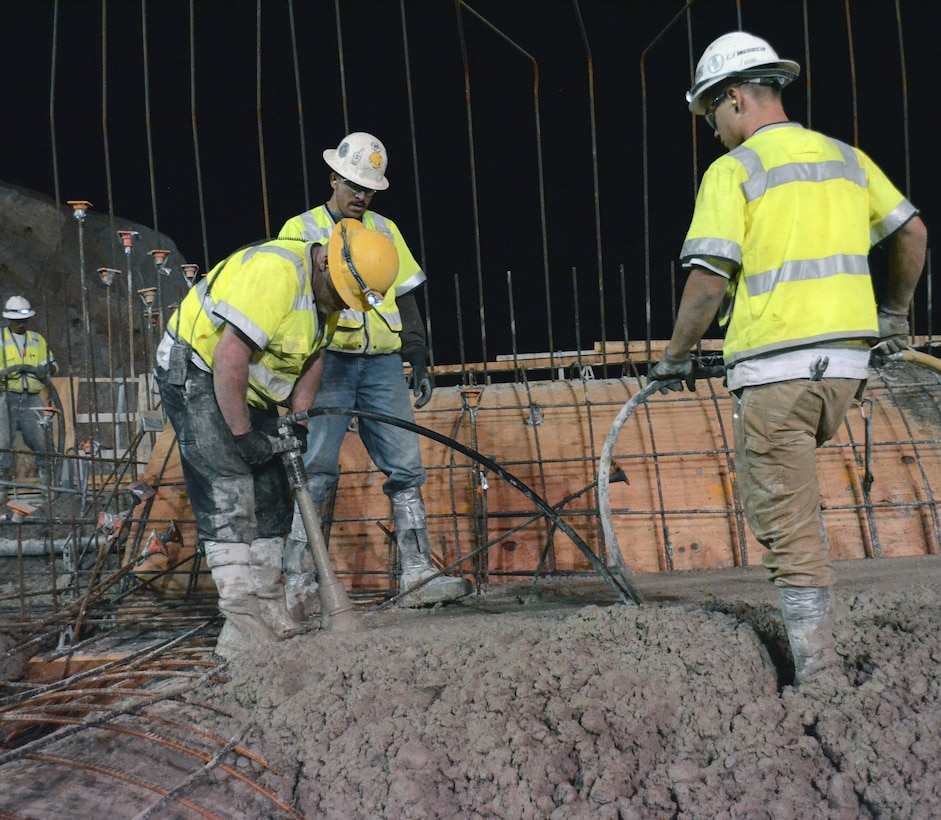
[288,406,642,606]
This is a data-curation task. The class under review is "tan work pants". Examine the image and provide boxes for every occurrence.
[732,378,862,588]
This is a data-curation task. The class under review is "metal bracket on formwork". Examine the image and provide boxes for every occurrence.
[31,405,59,431]
[138,287,159,327]
[149,248,172,276]
[180,263,199,288]
[97,267,121,288]
[525,402,544,426]
[67,200,92,222]
[459,387,483,422]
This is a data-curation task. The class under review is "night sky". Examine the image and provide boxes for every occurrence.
[0,0,936,368]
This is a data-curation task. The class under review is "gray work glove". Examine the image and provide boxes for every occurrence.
[648,351,696,393]
[403,347,433,409]
[34,364,49,382]
[874,306,910,355]
[233,429,275,466]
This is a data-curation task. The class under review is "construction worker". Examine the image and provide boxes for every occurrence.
[279,131,471,611]
[0,296,58,505]
[154,224,398,659]
[648,32,928,685]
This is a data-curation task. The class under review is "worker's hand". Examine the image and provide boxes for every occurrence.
[34,364,49,382]
[874,306,911,356]
[648,351,696,393]
[404,348,433,409]
[233,429,275,466]
[288,421,308,454]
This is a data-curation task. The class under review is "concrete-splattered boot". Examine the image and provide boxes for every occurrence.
[779,586,840,685]
[203,540,276,659]
[249,536,307,638]
[391,487,471,608]
[283,503,320,621]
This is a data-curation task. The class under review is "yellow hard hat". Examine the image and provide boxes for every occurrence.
[327,219,399,312]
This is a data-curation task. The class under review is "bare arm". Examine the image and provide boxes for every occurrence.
[290,349,325,419]
[882,215,928,313]
[212,324,254,436]
[664,266,729,358]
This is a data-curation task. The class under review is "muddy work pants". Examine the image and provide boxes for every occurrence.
[732,378,862,588]
[155,365,293,543]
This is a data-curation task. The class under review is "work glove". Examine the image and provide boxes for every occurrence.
[233,429,275,466]
[404,347,433,409]
[34,364,49,382]
[647,351,696,393]
[874,306,911,355]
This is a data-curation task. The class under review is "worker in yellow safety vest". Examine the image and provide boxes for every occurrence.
[0,295,58,504]
[154,225,398,659]
[279,131,471,613]
[647,32,928,686]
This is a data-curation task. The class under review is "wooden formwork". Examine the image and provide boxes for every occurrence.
[133,359,941,594]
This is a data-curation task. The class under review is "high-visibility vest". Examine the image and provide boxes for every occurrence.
[278,206,426,355]
[163,240,335,409]
[0,327,54,394]
[681,123,918,366]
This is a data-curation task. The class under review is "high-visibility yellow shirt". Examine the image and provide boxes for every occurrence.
[680,123,918,366]
[0,328,54,394]
[278,206,426,355]
[162,240,336,409]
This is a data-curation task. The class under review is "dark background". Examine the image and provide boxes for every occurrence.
[0,0,936,370]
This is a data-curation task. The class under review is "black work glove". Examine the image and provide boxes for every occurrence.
[289,421,308,454]
[873,306,910,356]
[34,364,49,382]
[647,351,696,393]
[233,429,275,466]
[403,347,433,409]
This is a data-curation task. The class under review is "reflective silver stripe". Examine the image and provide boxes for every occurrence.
[681,237,741,266]
[368,213,394,243]
[395,269,427,296]
[735,140,867,202]
[745,253,870,298]
[193,276,224,329]
[725,330,878,366]
[873,200,919,245]
[215,302,269,349]
[297,209,333,242]
[244,243,309,295]
[247,361,295,402]
[338,307,401,327]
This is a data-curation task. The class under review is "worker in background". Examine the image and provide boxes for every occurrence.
[154,224,398,659]
[0,295,58,506]
[648,32,928,685]
[279,131,471,612]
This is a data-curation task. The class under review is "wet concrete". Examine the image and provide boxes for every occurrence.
[2,556,941,818]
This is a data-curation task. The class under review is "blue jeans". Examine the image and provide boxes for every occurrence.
[0,390,48,474]
[156,366,293,543]
[304,352,426,503]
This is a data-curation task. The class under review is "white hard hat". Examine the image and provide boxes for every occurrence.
[323,132,390,191]
[687,32,800,114]
[3,295,35,320]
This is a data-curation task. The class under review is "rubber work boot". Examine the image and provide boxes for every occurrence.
[779,586,841,685]
[203,540,277,659]
[249,536,307,638]
[391,487,471,608]
[284,503,320,621]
